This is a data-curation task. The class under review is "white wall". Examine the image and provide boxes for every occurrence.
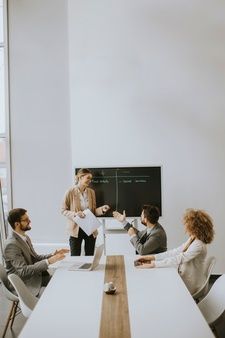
[8,0,71,242]
[7,0,225,272]
[68,0,225,272]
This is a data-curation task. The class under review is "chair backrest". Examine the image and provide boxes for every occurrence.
[198,274,225,325]
[192,256,216,300]
[8,273,38,318]
[0,263,18,302]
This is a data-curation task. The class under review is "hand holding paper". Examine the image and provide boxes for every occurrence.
[76,211,85,218]
[73,209,102,236]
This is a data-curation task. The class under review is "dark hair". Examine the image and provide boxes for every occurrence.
[142,205,160,224]
[183,209,214,244]
[7,208,27,229]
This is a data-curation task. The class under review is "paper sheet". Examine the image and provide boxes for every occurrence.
[73,209,102,235]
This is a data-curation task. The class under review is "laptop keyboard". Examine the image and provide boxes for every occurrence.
[79,263,92,269]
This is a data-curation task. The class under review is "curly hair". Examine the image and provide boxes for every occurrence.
[183,209,214,244]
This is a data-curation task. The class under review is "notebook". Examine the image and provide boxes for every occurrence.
[68,244,104,271]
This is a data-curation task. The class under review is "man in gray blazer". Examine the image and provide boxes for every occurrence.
[4,208,69,296]
[113,205,167,255]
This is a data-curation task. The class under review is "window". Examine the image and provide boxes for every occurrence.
[0,0,11,216]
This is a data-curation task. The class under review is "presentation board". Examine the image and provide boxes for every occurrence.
[75,167,162,217]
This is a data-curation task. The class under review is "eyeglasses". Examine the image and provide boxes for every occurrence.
[20,218,31,225]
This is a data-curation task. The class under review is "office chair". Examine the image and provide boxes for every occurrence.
[0,263,20,337]
[192,256,216,302]
[198,274,225,334]
[8,273,38,318]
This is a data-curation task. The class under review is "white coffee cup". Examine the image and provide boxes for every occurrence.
[104,281,115,292]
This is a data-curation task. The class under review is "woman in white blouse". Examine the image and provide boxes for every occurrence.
[61,168,110,256]
[135,209,215,295]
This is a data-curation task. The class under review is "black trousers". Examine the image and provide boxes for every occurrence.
[69,227,96,256]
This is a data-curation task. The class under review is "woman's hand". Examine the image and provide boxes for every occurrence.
[135,262,155,269]
[134,255,155,265]
[75,211,85,218]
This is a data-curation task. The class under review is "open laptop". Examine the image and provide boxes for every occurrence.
[68,244,104,271]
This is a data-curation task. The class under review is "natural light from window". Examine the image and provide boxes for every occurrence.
[0,0,9,215]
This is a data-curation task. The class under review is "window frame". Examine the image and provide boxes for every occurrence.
[0,0,12,217]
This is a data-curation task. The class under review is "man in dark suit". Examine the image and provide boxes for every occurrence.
[113,205,167,255]
[4,208,69,295]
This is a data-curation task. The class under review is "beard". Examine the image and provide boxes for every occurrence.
[141,219,147,226]
[20,224,31,232]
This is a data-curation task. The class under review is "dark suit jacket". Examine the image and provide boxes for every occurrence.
[124,222,167,255]
[4,232,51,295]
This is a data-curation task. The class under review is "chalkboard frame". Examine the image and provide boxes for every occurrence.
[75,166,162,217]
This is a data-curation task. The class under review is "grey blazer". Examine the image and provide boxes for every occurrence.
[4,232,51,296]
[125,222,167,255]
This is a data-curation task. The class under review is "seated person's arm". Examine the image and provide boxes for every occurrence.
[134,255,155,268]
[130,233,161,255]
[5,244,49,280]
[5,244,67,280]
[113,210,138,233]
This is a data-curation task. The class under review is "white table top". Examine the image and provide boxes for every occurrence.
[19,255,214,338]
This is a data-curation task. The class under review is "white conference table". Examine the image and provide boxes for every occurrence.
[19,255,214,338]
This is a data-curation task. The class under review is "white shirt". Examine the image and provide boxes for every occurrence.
[77,186,89,210]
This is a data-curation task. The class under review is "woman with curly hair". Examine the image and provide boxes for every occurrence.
[135,209,215,295]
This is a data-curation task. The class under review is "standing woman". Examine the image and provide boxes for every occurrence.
[135,209,215,295]
[61,168,110,256]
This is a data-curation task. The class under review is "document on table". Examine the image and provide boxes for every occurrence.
[73,209,102,235]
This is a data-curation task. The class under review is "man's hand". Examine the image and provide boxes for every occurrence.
[48,252,66,265]
[112,210,126,223]
[128,227,137,236]
[53,248,70,255]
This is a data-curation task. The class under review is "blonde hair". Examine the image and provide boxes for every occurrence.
[75,168,92,184]
[183,209,214,244]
